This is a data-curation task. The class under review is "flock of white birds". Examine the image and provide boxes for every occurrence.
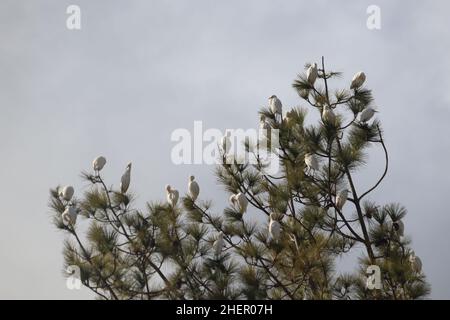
[256,67,421,272]
[56,67,421,272]
[264,70,375,220]
[261,70,376,133]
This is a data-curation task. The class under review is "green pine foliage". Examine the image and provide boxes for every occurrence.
[49,57,430,299]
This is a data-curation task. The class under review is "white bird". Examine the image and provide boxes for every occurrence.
[393,220,404,237]
[188,175,200,201]
[62,205,77,226]
[306,62,318,85]
[59,186,74,201]
[359,107,378,123]
[93,156,107,172]
[165,185,179,207]
[269,95,283,120]
[409,252,422,273]
[304,153,319,172]
[269,213,281,241]
[335,189,349,210]
[350,71,366,89]
[322,105,336,125]
[120,163,132,194]
[213,232,225,257]
[229,192,248,214]
[221,131,232,155]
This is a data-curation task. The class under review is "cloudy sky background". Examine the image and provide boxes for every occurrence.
[0,0,449,299]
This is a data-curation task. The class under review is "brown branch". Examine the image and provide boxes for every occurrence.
[359,125,389,200]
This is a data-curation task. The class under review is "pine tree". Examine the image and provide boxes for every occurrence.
[49,57,430,300]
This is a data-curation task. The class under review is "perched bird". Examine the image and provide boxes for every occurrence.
[409,251,422,273]
[92,156,107,172]
[221,131,232,155]
[165,185,179,207]
[393,220,405,237]
[269,95,283,120]
[59,186,74,201]
[335,189,349,210]
[359,107,378,123]
[322,105,336,125]
[213,232,225,257]
[306,63,318,85]
[304,153,319,172]
[188,175,200,201]
[229,192,248,214]
[62,205,77,226]
[120,163,132,194]
[350,71,366,89]
[269,213,281,241]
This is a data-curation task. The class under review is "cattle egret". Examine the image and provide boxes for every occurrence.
[221,131,232,155]
[322,105,336,125]
[93,156,107,172]
[306,63,318,85]
[304,153,319,172]
[213,232,225,257]
[269,213,281,241]
[393,220,404,237]
[60,186,74,201]
[409,252,422,273]
[120,163,132,194]
[360,107,378,123]
[165,185,179,207]
[335,189,349,210]
[62,206,77,226]
[188,175,200,201]
[269,95,282,120]
[350,71,366,89]
[230,192,248,214]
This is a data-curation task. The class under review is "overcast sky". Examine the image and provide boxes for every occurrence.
[0,0,449,299]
